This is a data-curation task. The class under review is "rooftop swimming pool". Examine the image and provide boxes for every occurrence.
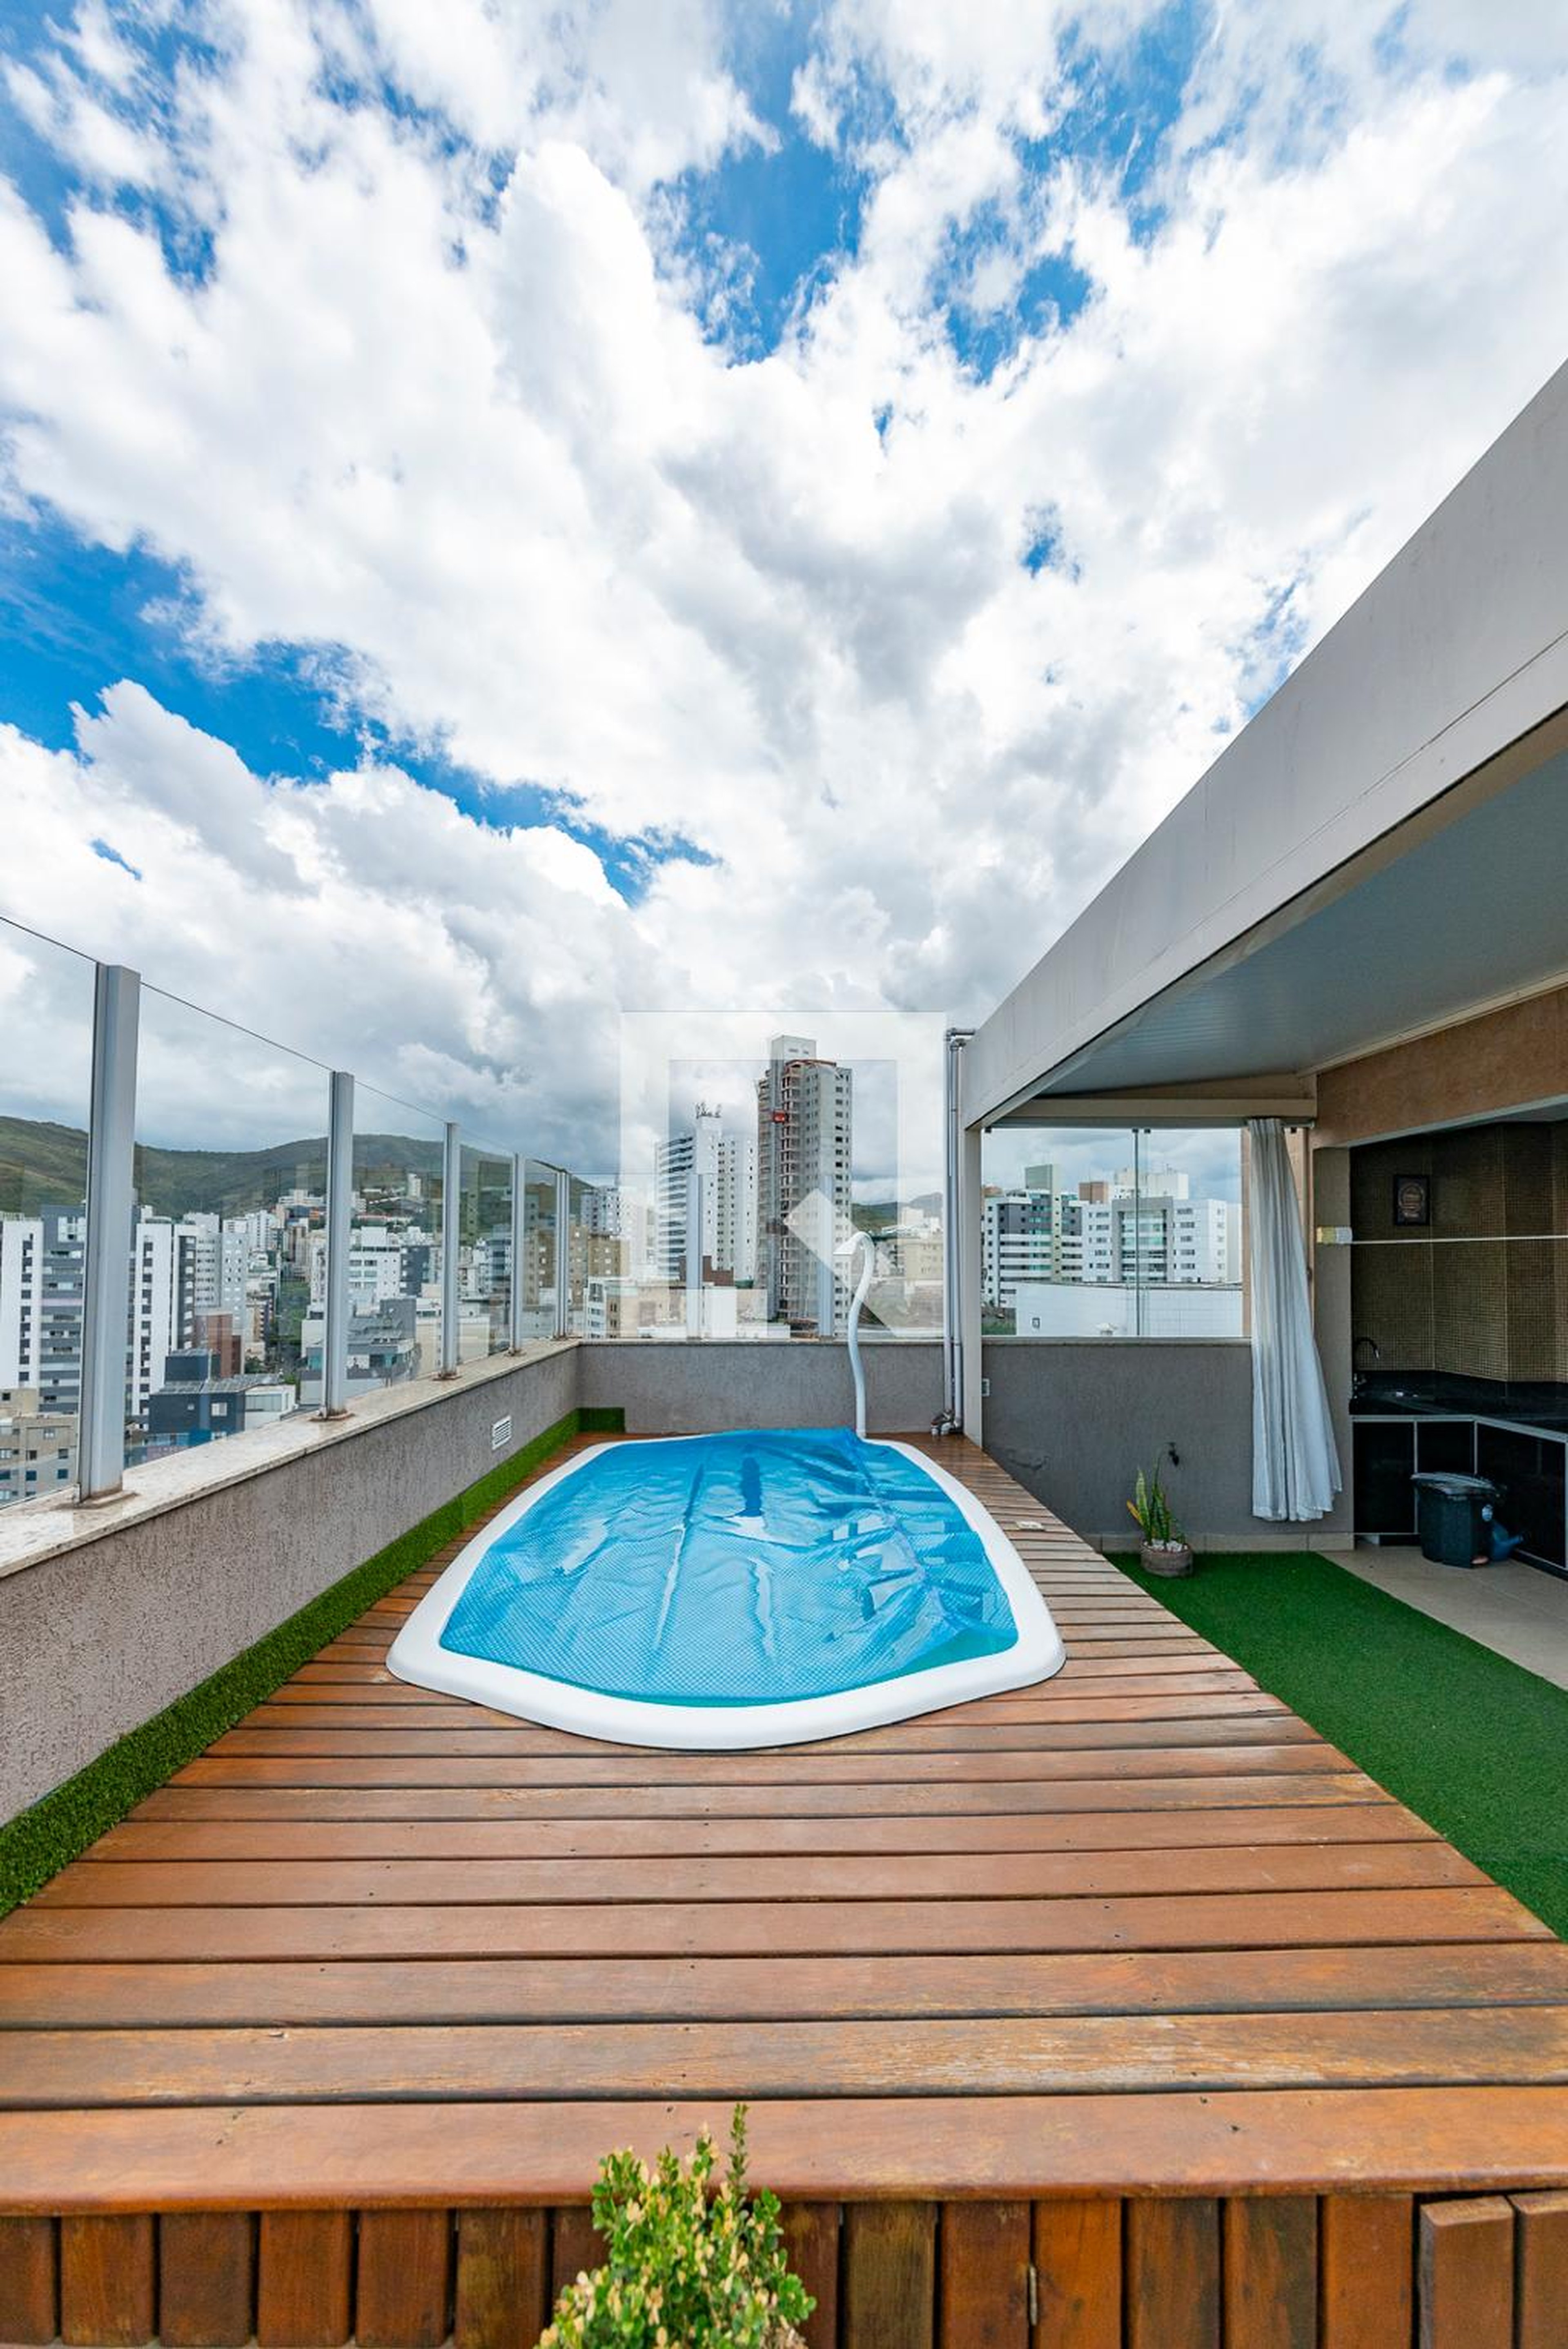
[388,1427,1064,1749]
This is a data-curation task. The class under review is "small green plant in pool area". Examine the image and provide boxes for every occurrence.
[1127,1463,1180,1543]
[1127,1463,1192,1576]
[539,2106,813,2349]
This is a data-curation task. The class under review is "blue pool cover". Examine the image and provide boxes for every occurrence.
[438,1427,1019,1707]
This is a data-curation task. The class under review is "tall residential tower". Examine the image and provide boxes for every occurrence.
[755,1036,854,1334]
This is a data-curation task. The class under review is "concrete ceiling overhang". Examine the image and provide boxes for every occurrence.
[990,716,1568,1123]
[963,359,1568,1135]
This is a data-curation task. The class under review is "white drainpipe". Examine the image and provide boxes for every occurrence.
[939,1027,973,1433]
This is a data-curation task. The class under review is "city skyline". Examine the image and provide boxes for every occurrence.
[0,1025,928,1496]
[980,1151,1244,1342]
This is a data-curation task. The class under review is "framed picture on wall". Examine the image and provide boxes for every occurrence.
[1392,1173,1430,1227]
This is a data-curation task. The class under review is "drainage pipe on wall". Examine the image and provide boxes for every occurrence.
[940,1027,973,1432]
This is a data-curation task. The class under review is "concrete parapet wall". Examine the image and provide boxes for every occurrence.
[982,1336,1350,1552]
[0,1345,576,1822]
[573,1337,944,1436]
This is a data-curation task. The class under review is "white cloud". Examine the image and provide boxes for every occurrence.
[2,0,1567,1177]
[0,687,646,1159]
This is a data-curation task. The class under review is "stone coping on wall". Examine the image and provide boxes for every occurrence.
[982,1335,1250,1345]
[0,1339,577,1589]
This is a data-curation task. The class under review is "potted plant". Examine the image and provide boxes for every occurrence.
[539,2105,813,2349]
[1128,1465,1193,1577]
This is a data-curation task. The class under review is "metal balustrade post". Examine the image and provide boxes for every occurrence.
[318,1071,354,1418]
[439,1121,461,1377]
[509,1153,526,1352]
[77,963,140,1504]
[553,1168,571,1338]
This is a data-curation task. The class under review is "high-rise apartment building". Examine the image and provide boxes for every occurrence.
[129,1213,176,1423]
[654,1109,757,1287]
[0,1207,85,1413]
[713,1129,758,1287]
[755,1037,854,1334]
[986,1162,1237,1328]
[981,1174,1084,1310]
[0,1385,76,1504]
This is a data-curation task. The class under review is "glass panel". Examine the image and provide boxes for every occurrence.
[981,1126,1243,1337]
[576,1174,642,1336]
[129,989,328,1466]
[330,1084,448,1398]
[459,1144,513,1358]
[616,1011,944,1339]
[1131,1129,1244,1334]
[566,1174,596,1336]
[0,920,94,1507]
[519,1160,559,1340]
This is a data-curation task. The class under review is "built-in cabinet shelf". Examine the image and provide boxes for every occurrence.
[1351,1414,1567,1571]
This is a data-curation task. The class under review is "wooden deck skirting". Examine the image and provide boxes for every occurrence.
[2,1433,1567,2347]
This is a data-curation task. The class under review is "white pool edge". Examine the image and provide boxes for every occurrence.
[385,1432,1067,1750]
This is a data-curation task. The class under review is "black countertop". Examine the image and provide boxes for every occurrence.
[1351,1372,1568,1431]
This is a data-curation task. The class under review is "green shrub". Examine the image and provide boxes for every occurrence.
[1127,1462,1183,1545]
[540,2106,813,2349]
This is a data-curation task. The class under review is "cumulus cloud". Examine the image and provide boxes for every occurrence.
[2,0,1567,1178]
[0,687,647,1156]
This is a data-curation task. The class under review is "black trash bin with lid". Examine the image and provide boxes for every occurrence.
[1411,1471,1500,1567]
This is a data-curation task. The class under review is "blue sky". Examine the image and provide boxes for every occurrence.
[0,515,706,900]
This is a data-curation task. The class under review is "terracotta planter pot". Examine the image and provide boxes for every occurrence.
[1140,1538,1194,1578]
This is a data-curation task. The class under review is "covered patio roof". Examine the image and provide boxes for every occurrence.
[964,361,1568,1129]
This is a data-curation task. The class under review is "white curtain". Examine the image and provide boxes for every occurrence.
[1248,1118,1342,1521]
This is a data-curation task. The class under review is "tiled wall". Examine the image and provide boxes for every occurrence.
[1350,1123,1568,1379]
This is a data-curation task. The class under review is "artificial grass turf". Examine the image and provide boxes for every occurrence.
[1116,1547,1568,1939]
[0,1403,626,1917]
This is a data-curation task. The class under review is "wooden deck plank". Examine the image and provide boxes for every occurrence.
[0,1885,1539,1964]
[255,2211,353,2347]
[3,1428,1561,2232]
[781,2204,840,2349]
[205,1693,1289,1746]
[938,2200,1029,2349]
[58,2214,155,2348]
[843,2202,936,2349]
[1032,2199,1120,2349]
[123,1769,1389,1819]
[1417,2197,1515,2347]
[1221,2196,1316,2349]
[7,2088,1568,2209]
[158,1741,1362,1787]
[1511,2190,1568,2349]
[158,2211,255,2349]
[8,1942,1568,2029]
[1125,2198,1219,2349]
[549,2207,599,2301]
[29,1840,1483,1908]
[452,2207,549,2349]
[11,2004,1568,2106]
[355,2209,453,2349]
[161,1711,1336,1761]
[1319,2194,1414,2349]
[0,2215,57,2345]
[85,1799,1429,1863]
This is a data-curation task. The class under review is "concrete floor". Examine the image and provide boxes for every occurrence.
[1343,1545,1568,1692]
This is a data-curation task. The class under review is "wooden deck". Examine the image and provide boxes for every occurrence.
[2,1433,1568,2346]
